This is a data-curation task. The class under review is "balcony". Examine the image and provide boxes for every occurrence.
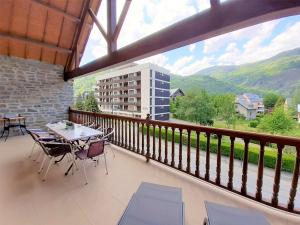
[0,114,298,225]
[70,109,300,216]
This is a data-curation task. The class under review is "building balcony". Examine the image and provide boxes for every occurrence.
[97,85,141,92]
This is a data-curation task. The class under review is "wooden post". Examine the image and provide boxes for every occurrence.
[216,134,222,185]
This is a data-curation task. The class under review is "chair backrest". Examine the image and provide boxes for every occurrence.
[87,139,105,158]
[27,129,40,142]
[39,141,71,156]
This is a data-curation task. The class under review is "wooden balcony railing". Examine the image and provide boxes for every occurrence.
[69,108,300,214]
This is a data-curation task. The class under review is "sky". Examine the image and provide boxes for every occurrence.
[81,0,300,76]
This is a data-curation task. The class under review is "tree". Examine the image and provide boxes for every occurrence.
[258,106,295,134]
[75,95,85,110]
[263,93,282,109]
[213,94,236,128]
[84,92,100,112]
[175,90,215,125]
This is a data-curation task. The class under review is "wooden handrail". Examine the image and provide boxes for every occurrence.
[69,108,300,147]
[69,108,300,214]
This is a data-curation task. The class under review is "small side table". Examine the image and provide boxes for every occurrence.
[0,116,26,141]
[203,201,270,225]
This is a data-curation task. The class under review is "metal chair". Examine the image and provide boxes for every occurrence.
[38,141,74,181]
[75,139,108,185]
[26,129,57,159]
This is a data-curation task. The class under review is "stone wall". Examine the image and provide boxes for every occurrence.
[0,56,73,135]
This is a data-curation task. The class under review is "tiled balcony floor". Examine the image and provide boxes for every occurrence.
[0,135,299,225]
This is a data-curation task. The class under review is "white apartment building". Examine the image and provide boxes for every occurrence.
[95,63,170,120]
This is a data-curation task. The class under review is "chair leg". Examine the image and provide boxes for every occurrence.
[110,145,115,158]
[28,142,36,158]
[42,158,54,181]
[104,153,108,175]
[33,150,41,162]
[38,154,47,174]
[81,160,88,185]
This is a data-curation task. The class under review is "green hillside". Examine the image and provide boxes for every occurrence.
[170,75,260,94]
[186,48,300,96]
[74,75,97,97]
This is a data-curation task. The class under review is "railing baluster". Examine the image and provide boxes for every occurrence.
[171,127,175,167]
[241,139,250,195]
[205,133,210,181]
[164,126,168,164]
[158,126,162,162]
[137,122,140,153]
[227,137,235,190]
[141,122,145,155]
[256,142,265,201]
[121,120,124,147]
[118,118,120,145]
[178,128,183,170]
[114,118,117,144]
[216,134,222,185]
[288,146,300,211]
[186,129,191,173]
[128,120,131,150]
[272,144,284,206]
[125,120,128,149]
[195,131,200,178]
[133,121,136,151]
[146,121,150,161]
[152,125,156,159]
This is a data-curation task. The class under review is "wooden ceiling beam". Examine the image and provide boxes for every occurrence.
[65,0,91,72]
[88,8,108,42]
[112,0,132,42]
[65,0,300,80]
[107,0,117,54]
[0,32,72,54]
[30,0,80,23]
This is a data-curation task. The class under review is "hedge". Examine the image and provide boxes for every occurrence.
[144,127,296,173]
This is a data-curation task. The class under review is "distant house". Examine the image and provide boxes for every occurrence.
[235,93,265,120]
[284,98,292,112]
[170,88,185,100]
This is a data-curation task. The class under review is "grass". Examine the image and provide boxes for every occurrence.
[144,126,296,173]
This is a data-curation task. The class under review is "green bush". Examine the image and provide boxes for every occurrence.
[144,127,296,173]
[249,120,259,128]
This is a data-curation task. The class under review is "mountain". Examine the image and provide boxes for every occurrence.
[173,48,300,96]
[170,75,257,95]
[74,47,300,97]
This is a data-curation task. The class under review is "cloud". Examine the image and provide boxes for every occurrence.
[217,20,300,65]
[118,0,197,48]
[177,57,214,75]
[136,54,169,68]
[167,56,194,74]
[188,43,196,52]
[195,0,210,12]
[203,20,278,54]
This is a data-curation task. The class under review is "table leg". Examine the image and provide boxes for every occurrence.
[0,129,5,139]
[18,119,24,135]
[64,163,73,176]
[4,127,9,142]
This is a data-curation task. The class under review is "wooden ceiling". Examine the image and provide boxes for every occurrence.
[0,0,101,70]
